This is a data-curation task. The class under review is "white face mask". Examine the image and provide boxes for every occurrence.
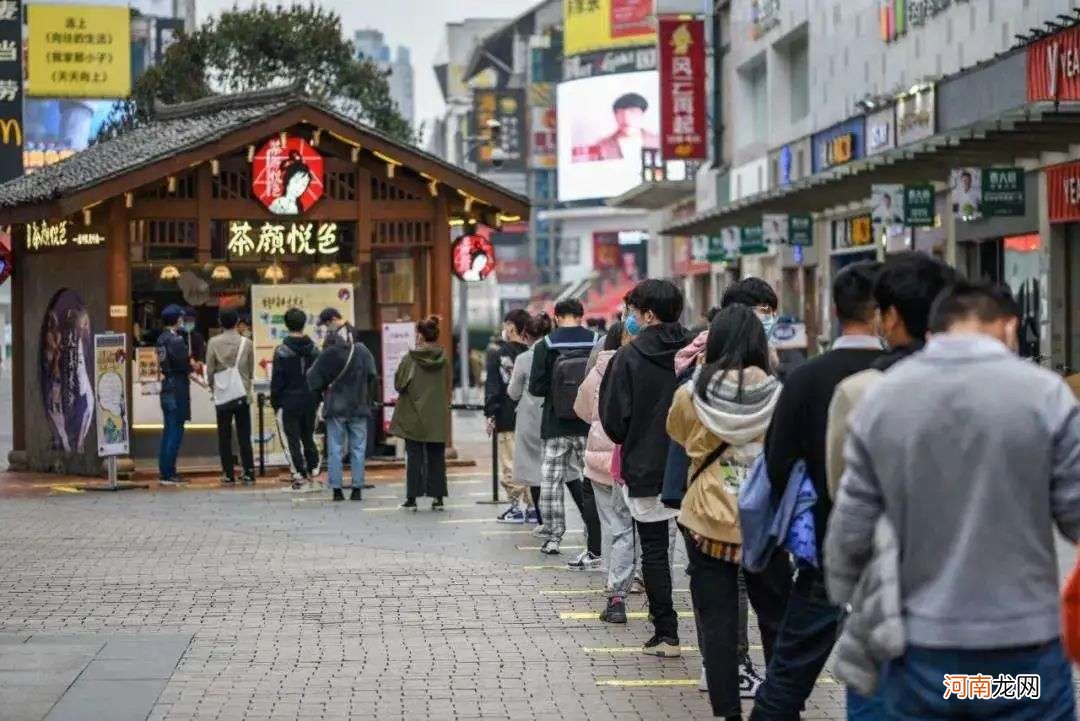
[755,312,777,339]
[501,328,510,343]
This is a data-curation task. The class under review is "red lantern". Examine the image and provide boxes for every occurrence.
[452,233,496,281]
[251,135,325,215]
[0,238,11,286]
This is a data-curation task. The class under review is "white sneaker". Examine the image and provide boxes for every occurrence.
[540,539,560,555]
[699,665,708,692]
[567,550,601,571]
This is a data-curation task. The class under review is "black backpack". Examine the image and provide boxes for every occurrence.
[548,333,597,420]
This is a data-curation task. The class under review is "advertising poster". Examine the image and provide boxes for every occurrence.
[564,0,656,57]
[23,98,116,172]
[789,215,813,246]
[871,184,906,242]
[557,70,660,201]
[250,283,354,383]
[381,322,416,433]
[451,233,496,282]
[762,214,788,245]
[251,135,325,215]
[0,0,22,183]
[93,332,128,457]
[741,226,767,255]
[950,167,982,221]
[39,288,94,454]
[528,82,557,169]
[135,346,160,395]
[981,167,1025,217]
[27,4,132,98]
[904,184,935,226]
[659,17,706,160]
[474,89,525,171]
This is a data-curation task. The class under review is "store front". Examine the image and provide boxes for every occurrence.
[0,88,528,475]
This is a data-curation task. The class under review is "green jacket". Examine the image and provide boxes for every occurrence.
[389,345,449,443]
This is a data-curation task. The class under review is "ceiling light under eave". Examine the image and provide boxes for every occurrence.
[211,264,232,281]
[159,265,180,280]
[263,262,285,283]
[314,263,341,281]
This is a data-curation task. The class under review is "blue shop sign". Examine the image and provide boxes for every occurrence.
[812,117,866,174]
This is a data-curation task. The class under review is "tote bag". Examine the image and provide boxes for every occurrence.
[213,337,249,407]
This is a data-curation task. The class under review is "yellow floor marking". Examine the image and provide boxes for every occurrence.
[559,610,694,620]
[596,675,834,688]
[517,545,584,551]
[482,529,583,536]
[50,485,84,494]
[364,504,473,512]
[439,518,500,525]
[541,588,689,596]
[523,565,570,570]
[584,646,699,654]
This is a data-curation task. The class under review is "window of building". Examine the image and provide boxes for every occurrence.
[790,35,809,123]
[749,60,768,143]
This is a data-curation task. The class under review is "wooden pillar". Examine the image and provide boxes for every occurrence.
[196,164,211,263]
[431,197,453,447]
[106,199,130,334]
[10,222,24,456]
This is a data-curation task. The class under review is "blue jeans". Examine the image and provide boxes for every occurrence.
[326,416,367,490]
[881,641,1075,720]
[158,393,187,479]
[846,688,885,720]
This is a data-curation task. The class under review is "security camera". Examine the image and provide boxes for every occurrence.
[485,118,502,130]
[490,146,507,169]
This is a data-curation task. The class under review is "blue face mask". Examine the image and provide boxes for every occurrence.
[756,312,777,340]
[624,313,642,337]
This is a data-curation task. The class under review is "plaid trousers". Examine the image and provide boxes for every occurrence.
[540,436,586,543]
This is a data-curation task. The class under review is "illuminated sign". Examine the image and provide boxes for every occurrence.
[226,221,340,257]
[26,220,104,251]
[251,135,325,216]
[452,233,496,281]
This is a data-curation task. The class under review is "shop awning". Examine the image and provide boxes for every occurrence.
[608,179,696,211]
[0,83,530,224]
[663,101,1080,235]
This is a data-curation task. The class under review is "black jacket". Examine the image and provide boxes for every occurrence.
[764,346,883,556]
[484,340,528,432]
[270,335,320,413]
[529,325,597,439]
[155,328,190,397]
[306,326,378,419]
[599,322,690,497]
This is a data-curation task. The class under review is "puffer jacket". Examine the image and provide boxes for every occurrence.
[666,365,781,547]
[573,349,616,486]
[825,515,904,695]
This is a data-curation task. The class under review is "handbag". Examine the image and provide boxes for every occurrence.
[212,337,249,407]
[1062,551,1080,663]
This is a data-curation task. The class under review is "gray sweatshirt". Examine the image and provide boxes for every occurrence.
[828,333,1080,650]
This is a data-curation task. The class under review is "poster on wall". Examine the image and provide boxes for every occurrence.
[250,283,354,383]
[452,232,496,281]
[94,332,128,457]
[381,322,416,433]
[23,98,117,172]
[557,70,660,201]
[473,89,525,171]
[563,0,656,57]
[762,214,788,245]
[251,135,325,216]
[950,167,982,221]
[528,82,557,169]
[871,184,905,242]
[27,4,131,98]
[39,288,94,454]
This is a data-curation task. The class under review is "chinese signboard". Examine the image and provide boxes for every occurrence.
[812,117,865,173]
[381,322,416,432]
[659,17,706,160]
[26,220,104,251]
[27,4,131,98]
[251,135,325,215]
[866,106,895,156]
[563,46,657,80]
[1028,24,1080,101]
[904,184,935,226]
[473,89,525,171]
[564,0,656,57]
[528,82,557,169]
[94,332,129,457]
[788,215,813,246]
[741,226,767,255]
[980,167,1025,217]
[1046,160,1080,223]
[896,85,935,146]
[762,214,788,245]
[850,215,873,246]
[0,0,21,183]
[227,221,339,258]
[452,232,496,281]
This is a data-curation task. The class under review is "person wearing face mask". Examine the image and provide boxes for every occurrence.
[180,307,206,366]
[826,280,1080,721]
[485,309,534,522]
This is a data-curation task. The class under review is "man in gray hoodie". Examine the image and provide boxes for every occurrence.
[829,280,1080,720]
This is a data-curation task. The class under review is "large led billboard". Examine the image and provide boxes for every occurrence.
[556,70,660,202]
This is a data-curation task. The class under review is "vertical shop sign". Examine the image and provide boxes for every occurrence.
[94,332,129,457]
[659,16,706,160]
[1028,24,1080,101]
[740,226,767,255]
[1047,160,1080,223]
[0,0,22,182]
[980,167,1025,217]
[788,215,813,246]
[381,322,416,433]
[904,184,935,226]
[473,89,525,171]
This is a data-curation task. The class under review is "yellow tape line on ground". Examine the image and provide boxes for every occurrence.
[542,588,689,596]
[559,610,694,620]
[584,646,700,654]
[596,675,836,688]
[50,485,84,494]
[364,504,473,512]
[517,545,584,551]
[483,529,583,536]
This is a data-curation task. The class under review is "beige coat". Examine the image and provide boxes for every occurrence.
[205,330,254,401]
[825,369,884,499]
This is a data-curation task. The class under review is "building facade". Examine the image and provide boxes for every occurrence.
[354,29,416,125]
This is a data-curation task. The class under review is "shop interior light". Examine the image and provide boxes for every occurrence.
[351,147,361,163]
[82,208,92,226]
[497,213,522,223]
[159,265,180,280]
[448,218,465,227]
[167,176,177,193]
[211,264,232,281]
[210,159,220,176]
[314,263,341,281]
[263,262,285,283]
[124,192,133,208]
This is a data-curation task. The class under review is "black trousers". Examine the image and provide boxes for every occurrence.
[216,400,254,479]
[529,486,543,524]
[568,478,602,557]
[749,567,843,721]
[636,517,678,639]
[405,440,447,500]
[281,405,319,477]
[683,530,792,718]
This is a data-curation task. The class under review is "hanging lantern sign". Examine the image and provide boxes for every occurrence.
[251,135,325,215]
[0,240,11,286]
[452,233,496,281]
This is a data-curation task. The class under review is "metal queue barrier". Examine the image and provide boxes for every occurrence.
[255,394,499,503]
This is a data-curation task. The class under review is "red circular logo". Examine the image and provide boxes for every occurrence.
[251,135,325,215]
[452,233,496,281]
[0,239,11,286]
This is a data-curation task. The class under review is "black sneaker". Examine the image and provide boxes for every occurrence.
[400,499,417,510]
[431,498,444,511]
[642,634,681,658]
[159,476,188,486]
[350,487,362,501]
[600,597,627,624]
[332,488,345,502]
[739,656,764,699]
[241,474,255,486]
[219,475,236,485]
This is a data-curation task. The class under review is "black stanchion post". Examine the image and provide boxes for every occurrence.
[257,392,266,477]
[490,429,499,503]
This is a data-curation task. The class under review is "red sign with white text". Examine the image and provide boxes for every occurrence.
[612,0,654,39]
[251,135,325,215]
[660,17,707,160]
[1028,25,1080,101]
[1046,160,1080,223]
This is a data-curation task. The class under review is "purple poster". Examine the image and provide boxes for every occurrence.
[39,289,95,453]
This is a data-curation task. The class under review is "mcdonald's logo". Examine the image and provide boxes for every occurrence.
[0,118,21,145]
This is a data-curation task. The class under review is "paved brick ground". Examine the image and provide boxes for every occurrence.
[0,466,849,721]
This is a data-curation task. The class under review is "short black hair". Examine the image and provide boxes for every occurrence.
[833,261,881,325]
[613,93,648,112]
[503,309,530,336]
[874,253,957,340]
[219,308,239,330]
[624,278,684,323]
[928,280,1020,333]
[554,298,584,319]
[721,277,779,311]
[284,308,307,333]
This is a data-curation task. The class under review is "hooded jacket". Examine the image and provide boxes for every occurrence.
[599,322,690,497]
[306,326,377,419]
[270,335,320,413]
[389,345,449,443]
[484,340,528,433]
[573,349,616,486]
[667,366,781,547]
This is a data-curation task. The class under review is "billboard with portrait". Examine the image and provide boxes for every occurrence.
[557,70,660,202]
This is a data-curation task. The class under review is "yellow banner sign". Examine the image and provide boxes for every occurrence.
[27,4,131,98]
[564,0,656,57]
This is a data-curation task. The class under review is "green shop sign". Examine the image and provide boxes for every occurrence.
[788,215,813,246]
[904,184,935,226]
[981,167,1025,217]
[741,226,767,255]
